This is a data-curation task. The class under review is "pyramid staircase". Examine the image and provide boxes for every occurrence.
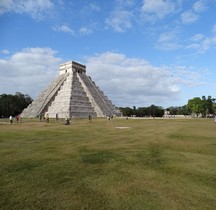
[21,61,120,118]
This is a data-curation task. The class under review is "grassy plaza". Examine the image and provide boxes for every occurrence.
[0,117,216,209]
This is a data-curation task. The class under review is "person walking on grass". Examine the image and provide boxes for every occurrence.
[39,115,42,121]
[65,116,70,125]
[15,115,19,123]
[46,113,49,123]
[89,115,92,123]
[9,115,13,124]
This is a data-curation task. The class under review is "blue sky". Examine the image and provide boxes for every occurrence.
[0,0,216,108]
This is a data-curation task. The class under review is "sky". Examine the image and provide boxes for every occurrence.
[0,0,216,108]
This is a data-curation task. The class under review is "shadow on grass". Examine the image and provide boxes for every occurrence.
[81,150,116,164]
[136,143,165,168]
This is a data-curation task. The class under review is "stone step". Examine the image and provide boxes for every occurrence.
[21,61,120,118]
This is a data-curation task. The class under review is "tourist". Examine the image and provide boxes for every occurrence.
[15,115,19,123]
[39,115,42,121]
[107,115,111,121]
[9,115,13,124]
[65,116,70,125]
[214,115,216,124]
[46,113,49,123]
[56,113,58,121]
[89,115,92,122]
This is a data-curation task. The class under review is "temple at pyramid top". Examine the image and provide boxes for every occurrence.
[60,61,86,74]
[21,61,120,118]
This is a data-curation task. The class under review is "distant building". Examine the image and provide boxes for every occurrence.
[164,110,170,117]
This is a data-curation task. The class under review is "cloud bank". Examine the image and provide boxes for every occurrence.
[0,48,62,97]
[0,49,205,107]
[0,0,54,19]
[85,52,201,107]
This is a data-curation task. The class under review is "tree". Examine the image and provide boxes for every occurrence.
[119,105,164,117]
[167,106,190,115]
[187,96,215,117]
[213,103,216,115]
[180,105,190,115]
[136,107,148,117]
[187,97,202,117]
[133,106,137,116]
[0,92,33,118]
[146,105,164,117]
[205,96,215,115]
[119,107,133,116]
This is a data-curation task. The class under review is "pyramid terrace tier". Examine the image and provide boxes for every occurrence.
[21,61,121,118]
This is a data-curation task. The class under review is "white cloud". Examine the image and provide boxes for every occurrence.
[191,33,205,42]
[158,32,175,43]
[88,3,101,12]
[187,26,216,53]
[193,0,207,12]
[0,48,62,98]
[104,0,136,32]
[200,36,216,53]
[52,25,75,35]
[156,30,182,50]
[181,10,199,24]
[105,10,133,32]
[185,43,200,50]
[116,0,134,7]
[141,0,177,21]
[189,36,216,53]
[174,66,202,82]
[81,2,101,14]
[85,52,202,107]
[0,0,54,19]
[0,49,10,55]
[79,27,93,35]
[180,0,207,24]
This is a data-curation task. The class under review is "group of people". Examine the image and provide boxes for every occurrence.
[43,114,93,124]
[8,114,216,124]
[39,113,71,125]
[107,115,113,121]
[9,115,20,124]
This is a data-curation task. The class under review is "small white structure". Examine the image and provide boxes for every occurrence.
[164,110,170,117]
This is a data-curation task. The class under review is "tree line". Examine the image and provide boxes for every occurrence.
[119,95,216,117]
[0,92,215,118]
[119,105,165,117]
[0,92,32,118]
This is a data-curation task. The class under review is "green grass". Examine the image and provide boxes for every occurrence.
[0,117,216,209]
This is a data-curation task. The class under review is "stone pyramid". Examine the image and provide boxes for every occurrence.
[21,61,120,118]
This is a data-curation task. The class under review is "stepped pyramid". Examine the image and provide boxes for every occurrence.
[21,61,120,118]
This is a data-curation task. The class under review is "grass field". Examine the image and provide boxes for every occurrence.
[0,117,216,210]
